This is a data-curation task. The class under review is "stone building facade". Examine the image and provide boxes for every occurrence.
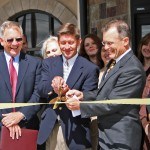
[0,0,77,25]
[0,0,130,34]
[0,0,131,51]
[88,0,130,38]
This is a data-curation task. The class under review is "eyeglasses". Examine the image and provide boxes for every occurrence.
[101,41,114,47]
[6,37,23,44]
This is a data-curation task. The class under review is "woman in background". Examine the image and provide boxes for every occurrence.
[79,33,102,67]
[79,33,115,84]
[41,36,61,59]
[138,33,150,150]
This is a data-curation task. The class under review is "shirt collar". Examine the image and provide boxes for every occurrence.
[115,48,131,63]
[62,53,78,66]
[4,51,20,63]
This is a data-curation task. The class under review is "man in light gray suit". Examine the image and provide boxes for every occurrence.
[66,19,146,150]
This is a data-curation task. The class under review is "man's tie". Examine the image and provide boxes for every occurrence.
[65,60,69,70]
[9,57,17,111]
[106,59,116,74]
[63,60,70,82]
[102,59,116,80]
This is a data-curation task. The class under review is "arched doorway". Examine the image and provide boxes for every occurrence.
[8,10,62,56]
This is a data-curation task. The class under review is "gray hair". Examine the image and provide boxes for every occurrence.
[0,21,23,38]
[101,19,131,40]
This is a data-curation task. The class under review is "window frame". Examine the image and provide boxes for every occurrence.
[8,9,62,56]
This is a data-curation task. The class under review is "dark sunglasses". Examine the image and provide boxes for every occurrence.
[6,37,23,43]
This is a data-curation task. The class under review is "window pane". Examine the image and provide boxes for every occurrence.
[141,25,150,37]
[10,11,62,56]
[35,13,50,47]
[18,14,32,48]
[54,19,61,35]
[25,15,31,48]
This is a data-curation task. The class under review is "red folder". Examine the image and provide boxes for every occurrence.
[0,126,38,150]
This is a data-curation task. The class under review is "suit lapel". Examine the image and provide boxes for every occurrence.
[52,56,63,77]
[67,56,83,89]
[99,50,134,90]
[99,64,119,90]
[16,53,28,95]
[0,52,12,97]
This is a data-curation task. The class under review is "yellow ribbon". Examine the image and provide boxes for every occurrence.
[0,98,150,109]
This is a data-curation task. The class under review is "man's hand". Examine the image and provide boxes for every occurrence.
[66,97,81,110]
[51,76,69,95]
[66,89,83,101]
[65,90,83,110]
[2,112,25,127]
[8,124,22,139]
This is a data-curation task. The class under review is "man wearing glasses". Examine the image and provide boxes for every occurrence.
[66,19,146,149]
[0,21,41,140]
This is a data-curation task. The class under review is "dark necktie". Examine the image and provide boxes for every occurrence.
[9,57,17,111]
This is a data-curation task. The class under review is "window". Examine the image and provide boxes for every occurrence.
[9,10,62,56]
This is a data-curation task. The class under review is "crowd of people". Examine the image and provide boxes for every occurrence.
[0,19,149,150]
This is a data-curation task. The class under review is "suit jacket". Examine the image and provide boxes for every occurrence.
[80,50,146,150]
[0,52,41,129]
[37,55,99,149]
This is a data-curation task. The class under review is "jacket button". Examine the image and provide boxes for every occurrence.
[59,107,62,110]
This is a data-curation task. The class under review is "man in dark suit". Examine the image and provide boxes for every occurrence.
[37,23,99,150]
[0,21,41,139]
[66,19,146,150]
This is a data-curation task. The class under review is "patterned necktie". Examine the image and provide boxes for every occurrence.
[104,59,116,79]
[9,57,17,111]
[107,59,116,73]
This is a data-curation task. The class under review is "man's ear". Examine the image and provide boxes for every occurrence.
[123,37,129,46]
[0,38,4,46]
[77,38,82,47]
[77,38,82,51]
[78,38,82,45]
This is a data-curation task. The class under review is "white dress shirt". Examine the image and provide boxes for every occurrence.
[116,48,131,63]
[62,53,78,82]
[4,51,20,75]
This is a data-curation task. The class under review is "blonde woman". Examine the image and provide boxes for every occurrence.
[41,36,61,58]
